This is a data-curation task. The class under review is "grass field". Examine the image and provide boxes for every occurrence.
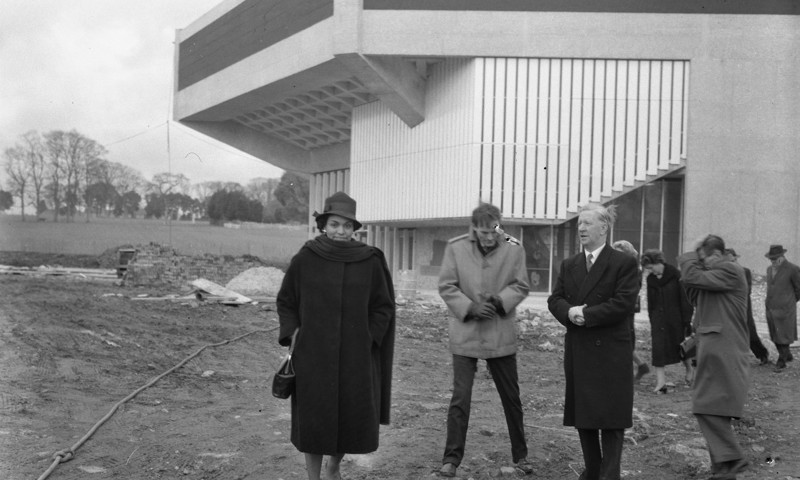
[0,214,308,263]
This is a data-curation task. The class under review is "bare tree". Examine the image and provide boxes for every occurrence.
[192,181,223,218]
[71,132,106,222]
[43,131,68,221]
[247,177,280,221]
[106,161,145,195]
[149,172,190,222]
[91,160,146,218]
[84,182,119,216]
[150,172,190,196]
[95,159,142,192]
[3,146,29,220]
[81,156,108,222]
[62,133,82,221]
[193,181,221,201]
[22,131,48,216]
[2,131,50,220]
[41,130,106,221]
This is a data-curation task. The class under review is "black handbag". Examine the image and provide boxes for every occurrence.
[272,331,297,399]
[679,335,697,360]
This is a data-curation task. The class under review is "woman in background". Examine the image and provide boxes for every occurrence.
[640,249,695,393]
[612,240,650,383]
[277,192,396,480]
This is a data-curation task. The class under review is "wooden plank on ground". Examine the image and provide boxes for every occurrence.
[0,265,117,279]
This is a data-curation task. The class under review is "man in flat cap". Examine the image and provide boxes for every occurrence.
[764,245,800,371]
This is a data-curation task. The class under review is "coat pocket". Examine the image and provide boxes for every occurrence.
[696,325,722,335]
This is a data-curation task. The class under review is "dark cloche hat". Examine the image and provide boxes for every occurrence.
[313,191,362,230]
[765,244,787,259]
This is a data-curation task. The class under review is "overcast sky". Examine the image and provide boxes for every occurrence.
[0,0,285,188]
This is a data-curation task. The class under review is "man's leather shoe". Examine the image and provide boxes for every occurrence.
[709,458,749,479]
[727,458,749,474]
[439,463,457,477]
[515,457,534,475]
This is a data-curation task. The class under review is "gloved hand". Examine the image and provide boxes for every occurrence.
[468,301,496,320]
[487,295,505,316]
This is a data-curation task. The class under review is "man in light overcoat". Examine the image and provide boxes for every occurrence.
[437,202,533,477]
[679,234,750,479]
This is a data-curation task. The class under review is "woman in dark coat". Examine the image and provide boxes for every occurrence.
[277,192,396,480]
[641,249,694,393]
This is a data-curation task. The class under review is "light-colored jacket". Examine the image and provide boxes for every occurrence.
[438,229,529,359]
[679,252,750,417]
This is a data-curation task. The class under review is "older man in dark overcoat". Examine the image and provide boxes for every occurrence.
[764,244,800,371]
[548,204,640,480]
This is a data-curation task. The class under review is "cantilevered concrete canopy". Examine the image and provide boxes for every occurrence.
[174,0,438,173]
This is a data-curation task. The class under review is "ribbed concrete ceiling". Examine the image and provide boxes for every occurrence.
[231,77,376,150]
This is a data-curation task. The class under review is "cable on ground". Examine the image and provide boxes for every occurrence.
[37,326,279,480]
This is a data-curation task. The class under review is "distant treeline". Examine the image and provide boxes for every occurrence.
[1,129,309,224]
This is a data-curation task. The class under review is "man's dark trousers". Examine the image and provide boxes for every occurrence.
[443,353,528,465]
[577,428,624,480]
[747,316,768,361]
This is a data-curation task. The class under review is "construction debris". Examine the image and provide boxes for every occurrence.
[127,279,275,305]
[189,278,253,304]
[0,264,118,281]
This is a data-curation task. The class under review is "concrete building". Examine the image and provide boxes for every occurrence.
[173,0,799,292]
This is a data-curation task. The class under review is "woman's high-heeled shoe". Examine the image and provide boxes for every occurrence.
[654,385,668,394]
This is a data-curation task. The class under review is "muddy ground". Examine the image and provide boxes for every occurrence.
[1,255,799,480]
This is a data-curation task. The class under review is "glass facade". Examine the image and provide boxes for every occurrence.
[520,177,683,293]
[519,225,554,293]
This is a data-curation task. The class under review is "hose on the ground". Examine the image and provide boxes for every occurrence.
[37,326,279,480]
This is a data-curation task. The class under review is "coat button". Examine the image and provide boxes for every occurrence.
[595,340,601,346]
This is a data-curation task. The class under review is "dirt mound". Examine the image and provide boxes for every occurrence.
[225,266,285,297]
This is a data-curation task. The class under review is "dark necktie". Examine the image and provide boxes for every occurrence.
[586,253,594,272]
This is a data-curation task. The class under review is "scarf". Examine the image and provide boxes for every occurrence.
[304,235,376,263]
[649,262,680,287]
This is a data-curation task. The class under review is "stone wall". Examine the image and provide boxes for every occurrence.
[123,243,268,287]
